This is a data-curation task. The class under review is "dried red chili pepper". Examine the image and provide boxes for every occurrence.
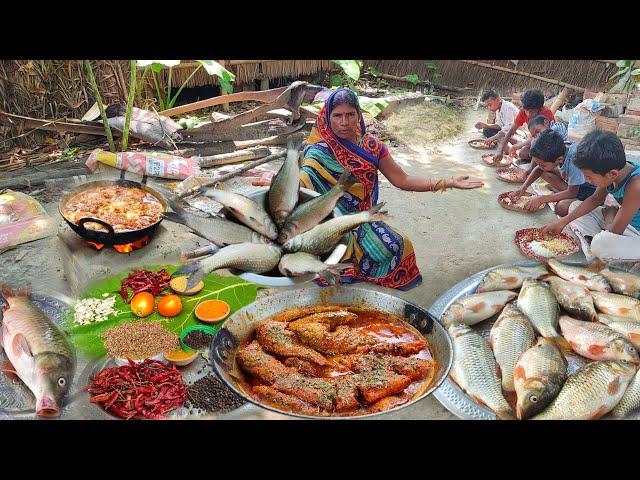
[119,269,171,303]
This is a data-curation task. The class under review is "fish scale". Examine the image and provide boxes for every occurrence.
[517,278,559,337]
[591,292,640,321]
[611,368,640,418]
[547,259,611,292]
[477,265,548,293]
[533,360,636,420]
[268,137,301,228]
[600,268,640,299]
[449,323,514,420]
[598,316,640,350]
[442,290,517,327]
[489,303,535,392]
[546,276,597,322]
[559,316,639,363]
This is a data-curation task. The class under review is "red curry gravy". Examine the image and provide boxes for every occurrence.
[236,306,438,417]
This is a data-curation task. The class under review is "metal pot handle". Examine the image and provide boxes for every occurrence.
[77,217,116,236]
[403,303,437,334]
[211,328,239,373]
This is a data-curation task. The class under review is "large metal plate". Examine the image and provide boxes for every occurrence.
[429,259,640,420]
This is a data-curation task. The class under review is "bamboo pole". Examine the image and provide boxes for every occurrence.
[459,60,588,92]
[84,60,116,152]
[198,147,271,168]
[121,60,137,151]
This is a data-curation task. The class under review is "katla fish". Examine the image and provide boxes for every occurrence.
[476,265,548,293]
[517,278,560,337]
[268,137,301,228]
[598,313,640,325]
[278,252,351,285]
[489,302,535,392]
[545,275,597,322]
[547,259,611,292]
[610,368,640,418]
[559,315,639,363]
[448,323,515,420]
[591,291,640,321]
[599,267,640,298]
[514,338,567,420]
[598,314,640,350]
[0,287,76,417]
[165,197,270,247]
[176,242,283,289]
[203,188,278,240]
[282,203,389,256]
[533,360,636,420]
[278,170,358,244]
[441,290,517,327]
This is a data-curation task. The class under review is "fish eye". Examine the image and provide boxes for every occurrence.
[58,377,66,387]
[529,395,538,403]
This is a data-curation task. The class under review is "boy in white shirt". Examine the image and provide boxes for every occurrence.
[474,90,520,147]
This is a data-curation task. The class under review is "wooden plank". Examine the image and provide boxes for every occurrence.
[198,147,271,168]
[459,60,588,92]
[0,111,110,136]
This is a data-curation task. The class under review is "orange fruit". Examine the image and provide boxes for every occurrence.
[194,299,230,323]
[130,292,155,318]
[157,294,183,317]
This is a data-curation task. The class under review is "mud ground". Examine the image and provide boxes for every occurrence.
[0,105,581,420]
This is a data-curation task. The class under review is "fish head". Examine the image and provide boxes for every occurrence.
[282,236,302,253]
[265,221,279,241]
[446,321,471,337]
[477,271,502,291]
[277,226,295,245]
[442,304,465,327]
[611,339,640,364]
[516,379,550,420]
[33,353,75,417]
[588,276,612,293]
[613,360,639,378]
[272,212,288,230]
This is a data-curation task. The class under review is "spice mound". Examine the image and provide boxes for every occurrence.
[88,359,187,419]
[183,330,214,350]
[120,269,171,303]
[187,375,246,414]
[102,320,179,361]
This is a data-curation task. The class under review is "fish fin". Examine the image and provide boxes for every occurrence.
[588,344,606,356]
[12,333,32,360]
[589,405,608,420]
[514,365,526,382]
[174,259,210,290]
[619,307,631,315]
[495,408,516,421]
[0,359,19,381]
[578,274,588,281]
[628,332,640,343]
[368,202,393,222]
[608,377,621,395]
[317,270,341,286]
[504,276,519,285]
[336,171,359,190]
[327,262,352,274]
[549,336,574,356]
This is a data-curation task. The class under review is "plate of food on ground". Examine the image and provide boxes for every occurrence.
[515,228,580,262]
[431,258,640,420]
[482,153,512,167]
[496,167,527,184]
[468,139,495,150]
[498,191,546,213]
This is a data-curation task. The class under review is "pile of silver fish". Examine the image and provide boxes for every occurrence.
[169,137,388,289]
[443,259,640,420]
[0,287,76,418]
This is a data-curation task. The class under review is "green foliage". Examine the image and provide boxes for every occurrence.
[359,97,389,118]
[609,60,640,94]
[332,60,362,81]
[404,74,420,86]
[137,60,236,110]
[63,265,258,359]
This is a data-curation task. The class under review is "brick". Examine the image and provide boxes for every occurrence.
[602,104,625,118]
[617,123,640,140]
[626,109,640,117]
[596,116,621,132]
[606,93,629,107]
[619,114,640,125]
[627,95,640,111]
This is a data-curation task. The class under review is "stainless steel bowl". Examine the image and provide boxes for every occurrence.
[210,285,453,418]
[221,187,348,287]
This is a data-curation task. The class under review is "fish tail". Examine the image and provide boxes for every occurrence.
[317,270,341,286]
[174,258,212,289]
[369,202,393,222]
[336,171,359,190]
[327,262,352,274]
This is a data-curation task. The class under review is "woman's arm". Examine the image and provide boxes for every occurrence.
[378,152,484,191]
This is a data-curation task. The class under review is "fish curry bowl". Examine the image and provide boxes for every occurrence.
[210,286,453,419]
[218,187,348,287]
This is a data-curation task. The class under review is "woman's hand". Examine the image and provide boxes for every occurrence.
[451,176,484,189]
[539,219,566,237]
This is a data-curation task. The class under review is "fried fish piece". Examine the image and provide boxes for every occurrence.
[236,340,291,385]
[256,321,327,365]
[272,374,337,411]
[288,321,378,355]
[252,385,322,416]
[284,357,322,377]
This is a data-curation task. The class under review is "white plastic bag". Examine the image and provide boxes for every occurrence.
[568,99,606,141]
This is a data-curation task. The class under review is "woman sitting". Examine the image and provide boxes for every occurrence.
[301,88,483,290]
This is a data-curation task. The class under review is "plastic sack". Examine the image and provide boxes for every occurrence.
[0,190,57,251]
[86,149,200,180]
[568,99,606,142]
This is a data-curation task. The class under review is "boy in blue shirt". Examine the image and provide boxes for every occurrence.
[510,128,596,216]
[541,130,640,263]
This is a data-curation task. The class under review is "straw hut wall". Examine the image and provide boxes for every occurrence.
[365,60,619,96]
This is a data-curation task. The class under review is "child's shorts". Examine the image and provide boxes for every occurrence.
[577,183,597,201]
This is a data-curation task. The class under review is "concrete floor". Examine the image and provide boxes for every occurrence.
[0,107,579,420]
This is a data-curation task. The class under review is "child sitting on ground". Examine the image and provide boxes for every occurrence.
[474,89,520,147]
[494,89,555,163]
[540,130,640,264]
[510,128,596,216]
[518,114,570,174]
